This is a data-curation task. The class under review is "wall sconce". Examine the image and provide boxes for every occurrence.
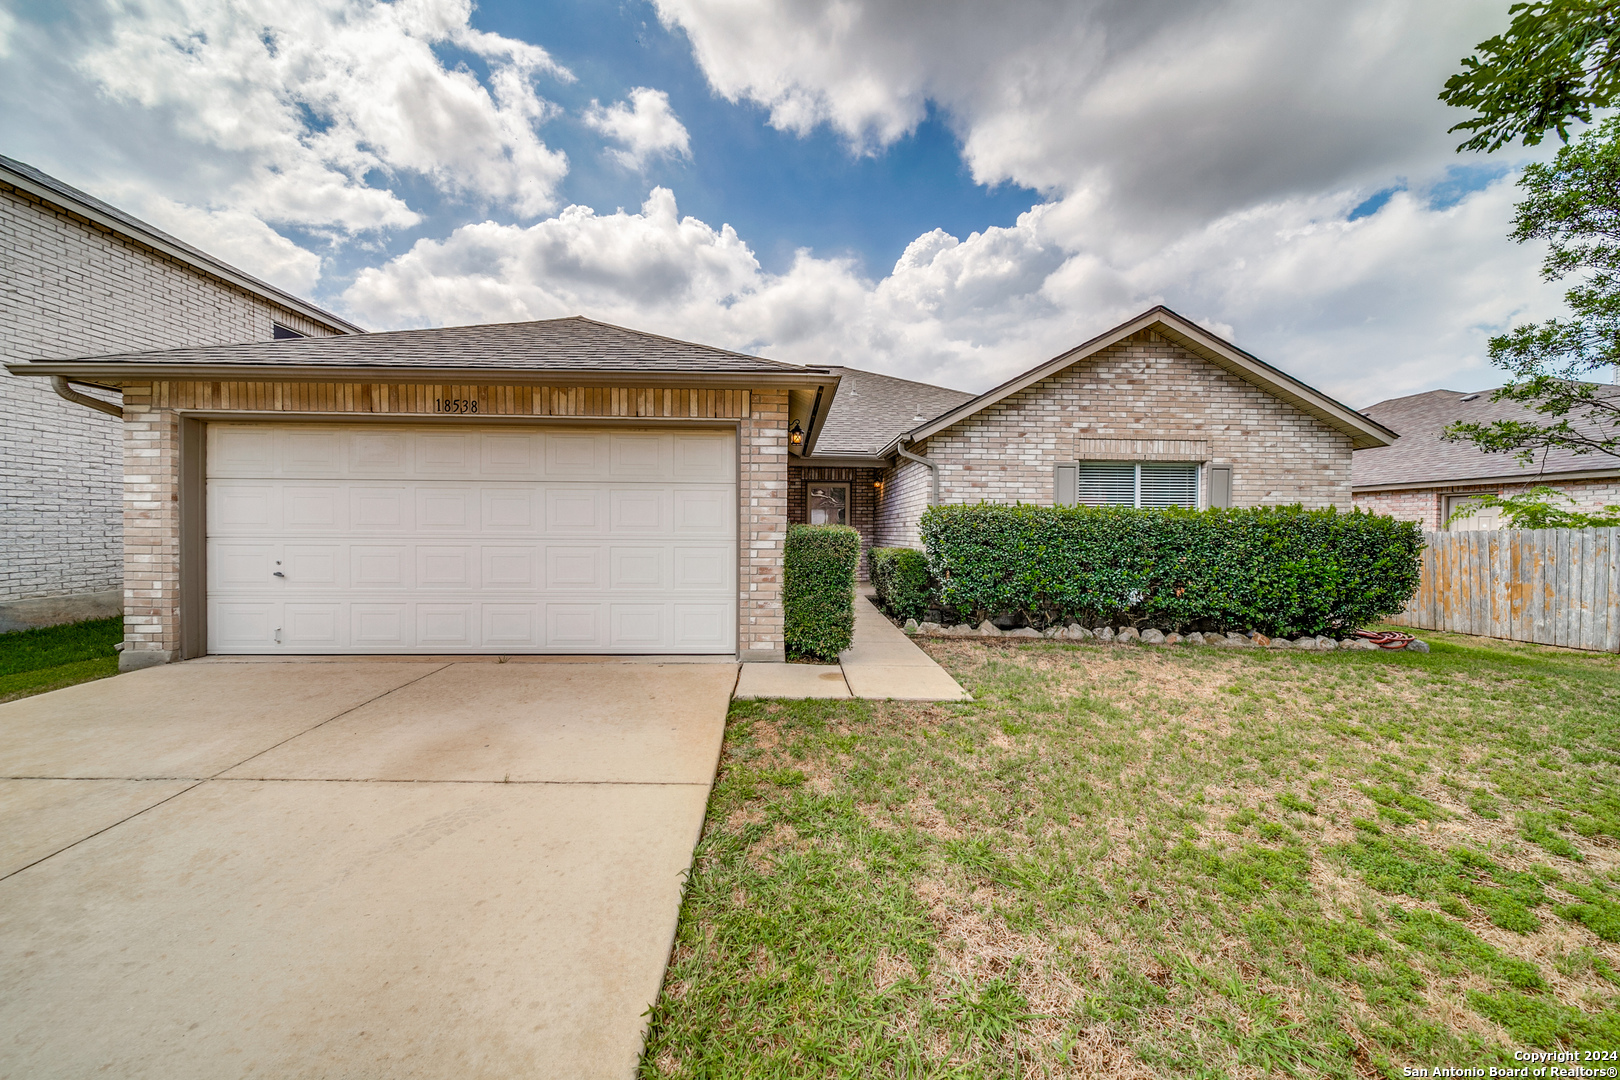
[788,420,803,446]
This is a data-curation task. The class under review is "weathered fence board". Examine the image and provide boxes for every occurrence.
[1389,528,1620,651]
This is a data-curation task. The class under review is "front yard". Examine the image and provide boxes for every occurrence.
[641,631,1620,1078]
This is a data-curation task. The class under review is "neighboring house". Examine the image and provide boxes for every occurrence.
[6,298,1385,666]
[1352,386,1620,529]
[789,306,1396,559]
[0,154,361,632]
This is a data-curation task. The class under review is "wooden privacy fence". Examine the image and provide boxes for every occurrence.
[1389,528,1620,652]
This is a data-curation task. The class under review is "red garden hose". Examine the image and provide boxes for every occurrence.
[1356,630,1417,650]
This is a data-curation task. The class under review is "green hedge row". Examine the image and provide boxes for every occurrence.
[869,546,933,622]
[918,504,1423,637]
[784,524,860,660]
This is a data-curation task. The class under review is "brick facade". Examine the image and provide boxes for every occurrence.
[872,329,1354,545]
[1353,477,1620,530]
[113,381,790,665]
[1,181,345,609]
[786,464,881,578]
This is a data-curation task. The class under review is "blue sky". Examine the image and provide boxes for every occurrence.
[0,0,1577,403]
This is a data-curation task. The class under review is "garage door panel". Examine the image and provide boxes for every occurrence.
[610,604,664,647]
[284,486,344,531]
[546,433,606,477]
[546,546,603,589]
[416,487,475,530]
[482,605,538,646]
[673,487,731,533]
[209,483,276,533]
[351,605,410,648]
[482,488,537,530]
[609,489,666,531]
[417,605,475,646]
[416,547,477,589]
[609,547,665,589]
[286,546,341,587]
[349,430,408,475]
[349,487,408,531]
[211,544,275,589]
[545,489,603,533]
[482,433,537,476]
[546,604,602,647]
[210,427,275,476]
[673,546,731,589]
[350,547,410,589]
[283,429,343,474]
[674,605,730,649]
[207,424,736,654]
[482,547,538,588]
[213,603,276,648]
[610,433,665,478]
[285,604,343,648]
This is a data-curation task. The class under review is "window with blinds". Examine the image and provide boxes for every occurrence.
[1071,461,1199,508]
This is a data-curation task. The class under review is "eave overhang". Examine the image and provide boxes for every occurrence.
[1353,466,1620,494]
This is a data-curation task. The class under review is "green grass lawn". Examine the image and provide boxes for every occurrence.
[0,616,123,702]
[641,630,1620,1079]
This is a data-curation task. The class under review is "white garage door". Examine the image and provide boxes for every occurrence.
[206,423,737,654]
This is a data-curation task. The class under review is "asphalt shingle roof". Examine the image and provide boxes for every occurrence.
[1353,385,1620,488]
[40,317,813,374]
[814,366,976,456]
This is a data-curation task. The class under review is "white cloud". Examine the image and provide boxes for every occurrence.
[344,180,1564,407]
[76,0,572,234]
[650,0,1507,221]
[583,87,692,169]
[134,198,325,295]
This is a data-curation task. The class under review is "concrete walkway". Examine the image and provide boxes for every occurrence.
[734,592,969,702]
[0,658,736,1080]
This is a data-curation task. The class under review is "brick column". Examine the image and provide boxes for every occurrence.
[739,390,788,660]
[119,383,181,669]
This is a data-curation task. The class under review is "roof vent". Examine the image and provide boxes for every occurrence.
[1459,393,1481,402]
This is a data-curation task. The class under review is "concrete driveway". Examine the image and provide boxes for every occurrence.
[0,656,737,1080]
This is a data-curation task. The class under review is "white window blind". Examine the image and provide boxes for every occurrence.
[1077,462,1136,506]
[1140,463,1200,508]
[1071,461,1199,508]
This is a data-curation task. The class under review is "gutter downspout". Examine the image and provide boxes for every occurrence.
[895,435,939,505]
[51,377,122,418]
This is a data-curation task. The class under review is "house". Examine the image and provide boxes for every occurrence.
[1352,385,1620,529]
[6,304,1391,667]
[0,155,362,632]
[791,306,1396,556]
[6,319,842,667]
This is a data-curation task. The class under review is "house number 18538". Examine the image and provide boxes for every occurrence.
[434,398,478,413]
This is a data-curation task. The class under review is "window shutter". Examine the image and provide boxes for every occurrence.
[1207,465,1232,509]
[1054,464,1078,506]
[1077,461,1136,506]
[1139,463,1199,508]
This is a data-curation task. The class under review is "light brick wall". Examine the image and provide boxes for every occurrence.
[873,330,1353,545]
[1354,478,1620,530]
[115,380,789,664]
[875,459,930,550]
[1,181,343,606]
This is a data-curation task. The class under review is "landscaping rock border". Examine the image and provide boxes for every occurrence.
[904,619,1422,652]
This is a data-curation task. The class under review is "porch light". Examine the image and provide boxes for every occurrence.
[788,420,804,446]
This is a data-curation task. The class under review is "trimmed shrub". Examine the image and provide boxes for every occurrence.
[869,546,934,622]
[784,524,860,660]
[919,503,1423,637]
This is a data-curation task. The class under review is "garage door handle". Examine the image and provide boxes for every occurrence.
[273,572,285,578]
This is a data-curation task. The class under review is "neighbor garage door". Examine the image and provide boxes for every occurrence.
[205,422,737,654]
